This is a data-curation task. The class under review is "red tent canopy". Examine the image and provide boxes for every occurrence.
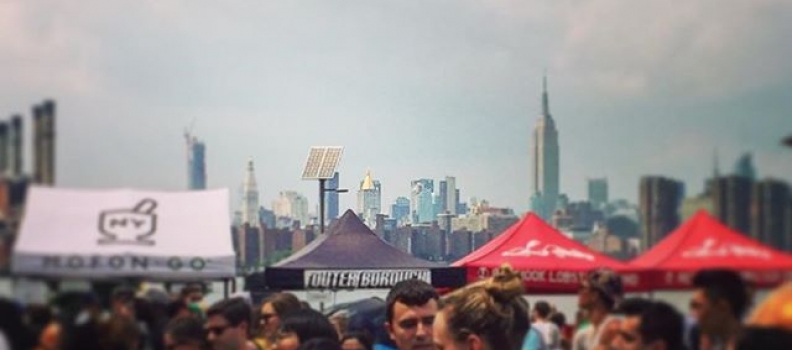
[629,211,792,289]
[453,213,643,293]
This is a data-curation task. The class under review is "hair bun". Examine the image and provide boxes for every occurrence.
[483,265,525,302]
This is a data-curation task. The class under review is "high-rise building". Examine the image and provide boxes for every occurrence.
[272,191,310,227]
[751,179,792,251]
[530,76,560,220]
[185,133,207,190]
[391,197,411,224]
[325,172,340,222]
[734,153,757,181]
[639,176,684,249]
[411,179,435,224]
[438,180,448,214]
[445,176,457,215]
[357,171,381,227]
[712,175,752,234]
[33,100,56,185]
[588,178,608,209]
[240,159,260,228]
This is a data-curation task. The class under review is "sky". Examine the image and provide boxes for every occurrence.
[1,0,791,215]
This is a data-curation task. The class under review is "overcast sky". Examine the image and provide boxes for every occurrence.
[2,0,791,215]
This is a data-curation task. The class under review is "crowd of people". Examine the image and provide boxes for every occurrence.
[1,267,792,350]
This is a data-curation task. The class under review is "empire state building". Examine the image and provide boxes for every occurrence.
[530,76,560,220]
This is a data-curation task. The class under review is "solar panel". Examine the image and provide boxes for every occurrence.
[302,146,344,179]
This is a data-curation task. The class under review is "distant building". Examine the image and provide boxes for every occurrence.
[712,175,752,234]
[325,172,340,222]
[639,176,684,249]
[240,159,260,228]
[587,226,634,261]
[272,191,310,228]
[258,207,276,229]
[409,223,445,261]
[357,171,381,227]
[438,180,448,215]
[551,201,604,232]
[32,100,56,185]
[390,197,411,224]
[734,153,757,181]
[451,200,517,235]
[234,224,264,269]
[447,230,473,261]
[680,195,714,222]
[530,76,560,220]
[411,179,435,224]
[445,176,458,215]
[751,179,792,251]
[588,178,608,209]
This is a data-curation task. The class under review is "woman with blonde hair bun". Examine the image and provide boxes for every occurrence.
[432,266,532,350]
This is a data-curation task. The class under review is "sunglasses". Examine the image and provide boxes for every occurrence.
[260,313,277,324]
[206,325,231,336]
[397,316,435,329]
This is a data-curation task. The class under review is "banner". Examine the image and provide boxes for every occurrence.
[304,269,432,289]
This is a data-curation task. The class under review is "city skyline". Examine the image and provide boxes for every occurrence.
[2,1,791,214]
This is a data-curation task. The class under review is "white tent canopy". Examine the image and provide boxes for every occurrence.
[12,186,236,280]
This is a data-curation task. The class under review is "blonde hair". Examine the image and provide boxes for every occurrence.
[441,266,528,350]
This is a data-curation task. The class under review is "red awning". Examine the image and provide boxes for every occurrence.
[629,211,792,289]
[453,213,643,293]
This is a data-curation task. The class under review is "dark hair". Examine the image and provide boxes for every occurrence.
[297,337,342,350]
[534,301,552,318]
[737,326,792,350]
[264,292,303,316]
[206,297,251,327]
[549,312,566,329]
[98,315,141,350]
[180,284,203,298]
[165,316,206,348]
[385,279,438,322]
[279,309,338,344]
[341,331,373,350]
[167,300,189,319]
[615,298,653,317]
[639,301,684,349]
[692,269,749,319]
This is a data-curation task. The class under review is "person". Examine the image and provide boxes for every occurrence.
[273,308,339,350]
[259,293,303,349]
[205,297,257,350]
[98,315,142,350]
[550,312,573,350]
[611,298,684,350]
[533,301,562,350]
[181,284,205,305]
[341,332,373,350]
[572,268,624,350]
[432,266,531,350]
[690,269,749,350]
[383,279,439,350]
[329,310,350,340]
[165,316,209,350]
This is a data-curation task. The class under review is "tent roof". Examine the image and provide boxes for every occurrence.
[275,210,445,269]
[629,211,792,271]
[12,186,236,280]
[453,213,630,271]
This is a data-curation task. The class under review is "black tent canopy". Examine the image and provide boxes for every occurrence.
[246,210,466,291]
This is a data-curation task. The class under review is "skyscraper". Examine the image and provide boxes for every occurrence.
[185,133,207,190]
[33,100,56,185]
[325,172,340,222]
[529,76,560,220]
[411,179,435,224]
[240,159,260,228]
[750,179,792,250]
[639,176,684,249]
[734,153,757,181]
[445,176,458,215]
[438,180,448,214]
[712,175,752,234]
[272,191,310,227]
[357,171,381,227]
[588,178,608,209]
[391,197,411,224]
